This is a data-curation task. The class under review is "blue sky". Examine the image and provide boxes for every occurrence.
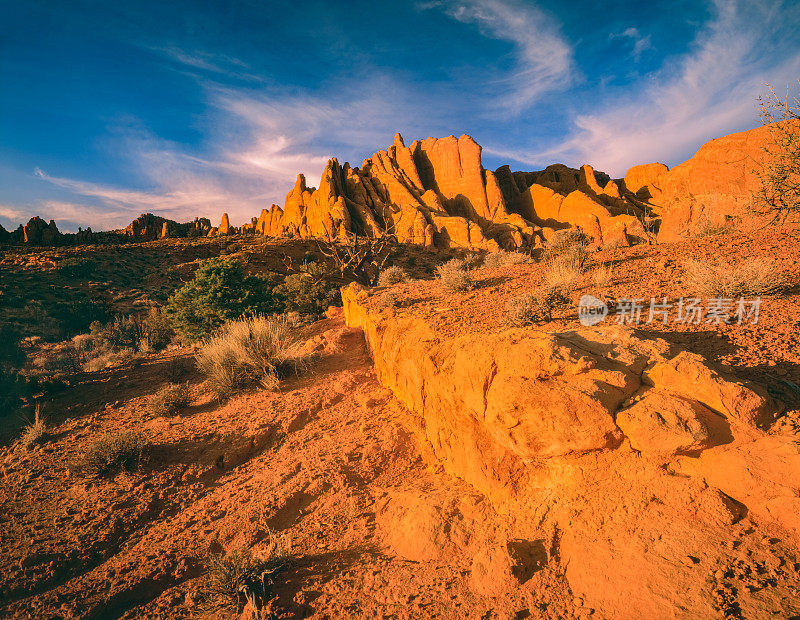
[1,0,799,231]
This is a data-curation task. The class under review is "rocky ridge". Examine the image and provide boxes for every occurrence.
[340,280,800,617]
[1,123,780,248]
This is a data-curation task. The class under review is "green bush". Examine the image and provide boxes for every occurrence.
[166,258,284,342]
[275,264,340,318]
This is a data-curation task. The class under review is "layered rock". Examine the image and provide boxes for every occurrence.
[239,133,651,250]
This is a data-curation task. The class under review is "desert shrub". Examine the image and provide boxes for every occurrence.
[683,259,787,297]
[693,216,734,238]
[147,382,190,416]
[202,537,291,616]
[141,309,175,351]
[545,229,590,269]
[197,315,300,400]
[20,403,47,449]
[166,257,284,342]
[545,255,583,293]
[752,82,800,222]
[506,288,569,326]
[435,257,476,292]
[438,267,475,292]
[377,266,407,287]
[593,264,613,287]
[80,431,145,476]
[436,258,466,275]
[483,250,532,269]
[376,290,399,309]
[274,264,339,318]
[86,309,174,355]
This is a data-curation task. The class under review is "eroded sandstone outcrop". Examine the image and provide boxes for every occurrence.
[624,124,786,241]
[341,282,799,617]
[236,133,651,250]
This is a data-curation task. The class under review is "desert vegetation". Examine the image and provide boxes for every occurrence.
[506,288,569,326]
[166,257,285,342]
[753,81,800,222]
[147,382,190,416]
[78,431,146,477]
[482,249,532,269]
[196,315,302,400]
[436,258,475,292]
[377,265,408,286]
[683,259,787,297]
[202,534,292,616]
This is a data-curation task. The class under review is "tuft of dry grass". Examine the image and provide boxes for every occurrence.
[683,259,787,297]
[196,315,301,400]
[436,258,475,292]
[506,288,569,326]
[482,250,533,269]
[377,266,408,287]
[20,403,47,450]
[376,290,400,309]
[147,382,190,416]
[438,268,475,293]
[545,256,583,293]
[593,264,613,287]
[80,431,145,477]
[202,534,292,616]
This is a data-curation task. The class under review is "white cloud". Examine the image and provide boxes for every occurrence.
[491,0,800,176]
[426,0,575,113]
[610,27,653,61]
[29,74,432,230]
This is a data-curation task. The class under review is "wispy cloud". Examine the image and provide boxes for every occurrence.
[424,0,575,113]
[30,73,433,230]
[610,27,652,62]
[491,0,800,176]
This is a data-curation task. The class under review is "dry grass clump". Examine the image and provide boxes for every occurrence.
[147,382,190,416]
[197,315,301,400]
[80,431,145,477]
[376,290,400,309]
[482,250,533,269]
[593,264,613,287]
[439,268,475,292]
[20,403,47,450]
[203,535,292,616]
[506,288,569,326]
[684,259,787,297]
[544,229,590,271]
[436,258,475,292]
[545,256,583,293]
[377,266,408,287]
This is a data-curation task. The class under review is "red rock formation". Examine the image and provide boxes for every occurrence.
[624,124,789,241]
[238,133,653,250]
[21,217,61,244]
